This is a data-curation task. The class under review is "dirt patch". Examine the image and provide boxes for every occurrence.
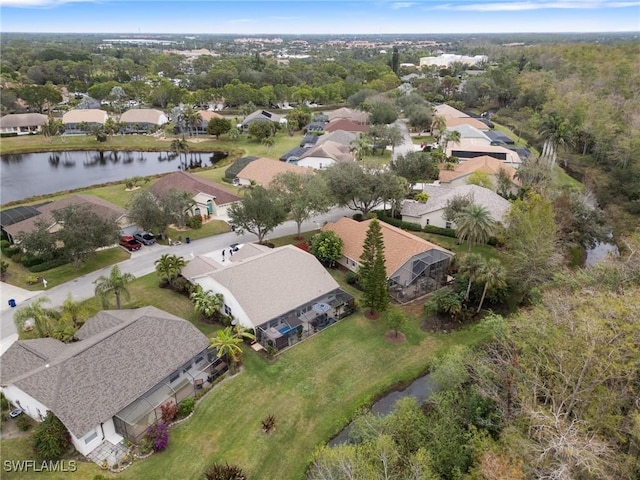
[385,331,406,343]
[420,314,464,334]
[0,417,31,441]
[364,309,380,320]
[295,242,309,252]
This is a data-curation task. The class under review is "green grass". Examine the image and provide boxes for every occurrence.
[553,165,584,192]
[362,150,392,168]
[414,232,504,261]
[268,230,319,247]
[166,220,231,243]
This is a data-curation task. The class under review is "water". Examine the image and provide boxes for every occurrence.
[329,373,437,446]
[585,241,619,266]
[0,150,228,204]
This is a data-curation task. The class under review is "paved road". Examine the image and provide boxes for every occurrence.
[392,118,418,160]
[0,207,353,342]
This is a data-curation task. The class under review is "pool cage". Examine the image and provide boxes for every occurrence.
[112,350,227,443]
[256,289,355,351]
[388,249,452,304]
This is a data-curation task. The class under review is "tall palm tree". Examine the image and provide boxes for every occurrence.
[476,258,507,313]
[190,285,224,321]
[171,136,189,169]
[181,106,202,137]
[350,136,372,163]
[431,114,447,142]
[154,254,186,286]
[458,253,485,302]
[93,265,136,309]
[455,204,497,251]
[209,326,253,373]
[442,129,461,152]
[13,297,58,338]
[538,113,574,168]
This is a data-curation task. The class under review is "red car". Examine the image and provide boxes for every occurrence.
[119,235,142,251]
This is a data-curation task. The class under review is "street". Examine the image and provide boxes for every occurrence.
[0,207,353,342]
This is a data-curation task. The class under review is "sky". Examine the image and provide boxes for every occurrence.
[0,0,639,35]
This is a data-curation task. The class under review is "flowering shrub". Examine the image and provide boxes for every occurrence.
[160,401,178,422]
[145,423,169,452]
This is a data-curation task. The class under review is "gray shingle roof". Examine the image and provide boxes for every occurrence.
[0,306,209,438]
[150,171,241,206]
[316,130,358,147]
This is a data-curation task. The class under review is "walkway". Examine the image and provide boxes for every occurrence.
[86,439,128,468]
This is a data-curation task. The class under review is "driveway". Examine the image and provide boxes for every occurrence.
[392,118,420,160]
[0,207,353,342]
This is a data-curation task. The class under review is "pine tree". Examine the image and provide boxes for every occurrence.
[359,219,389,314]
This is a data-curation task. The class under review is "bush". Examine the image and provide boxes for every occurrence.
[345,271,359,286]
[4,246,21,257]
[376,213,422,232]
[11,253,22,263]
[160,402,178,423]
[186,215,203,229]
[0,393,9,411]
[423,224,457,238]
[32,412,71,460]
[26,275,40,285]
[171,276,193,295]
[0,240,10,252]
[21,256,46,268]
[178,398,195,417]
[29,257,68,272]
[144,423,169,452]
[204,462,247,480]
[261,414,276,433]
[16,415,32,431]
[352,213,364,221]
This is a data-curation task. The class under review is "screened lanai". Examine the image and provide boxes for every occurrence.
[388,249,453,303]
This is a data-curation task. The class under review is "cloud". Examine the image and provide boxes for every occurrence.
[433,0,640,11]
[391,2,417,8]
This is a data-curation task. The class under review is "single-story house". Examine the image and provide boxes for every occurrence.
[235,157,312,186]
[150,171,241,220]
[240,110,286,130]
[402,184,512,229]
[279,146,308,163]
[434,103,469,119]
[324,118,370,133]
[445,116,491,131]
[0,113,48,135]
[2,194,134,244]
[196,110,224,134]
[0,306,227,457]
[300,134,320,148]
[485,130,515,145]
[0,204,46,241]
[120,109,168,132]
[327,107,369,125]
[445,124,491,143]
[448,138,522,168]
[62,109,109,133]
[304,122,325,134]
[323,217,454,303]
[316,129,358,147]
[438,155,520,194]
[225,156,259,180]
[182,245,355,350]
[296,141,353,169]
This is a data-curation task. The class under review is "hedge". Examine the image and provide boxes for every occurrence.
[29,257,69,272]
[423,225,457,238]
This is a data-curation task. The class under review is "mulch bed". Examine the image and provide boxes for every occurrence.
[364,309,380,320]
[420,314,465,333]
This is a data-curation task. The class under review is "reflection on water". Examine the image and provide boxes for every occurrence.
[585,242,619,266]
[1,150,228,204]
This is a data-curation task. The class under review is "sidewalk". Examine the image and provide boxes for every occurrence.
[0,282,42,314]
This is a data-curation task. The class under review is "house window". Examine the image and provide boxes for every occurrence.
[445,221,452,229]
[224,304,232,316]
[84,430,98,445]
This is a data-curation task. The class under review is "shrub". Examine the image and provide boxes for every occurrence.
[423,224,457,238]
[352,213,364,221]
[32,411,71,460]
[186,215,203,229]
[261,414,276,433]
[0,392,9,411]
[26,275,40,285]
[203,462,247,480]
[376,212,422,231]
[21,256,46,268]
[4,246,21,257]
[0,240,10,251]
[171,276,193,295]
[144,423,169,452]
[1,260,9,276]
[345,271,359,286]
[29,257,68,272]
[178,398,195,418]
[160,402,178,423]
[11,253,22,263]
[16,415,32,431]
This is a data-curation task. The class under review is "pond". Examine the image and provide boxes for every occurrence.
[585,241,619,266]
[329,373,438,446]
[0,150,228,204]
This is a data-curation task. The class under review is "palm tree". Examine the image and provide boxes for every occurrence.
[60,293,88,328]
[93,265,136,309]
[538,113,574,168]
[261,136,275,153]
[181,106,202,137]
[209,326,253,373]
[190,285,224,321]
[13,297,58,337]
[458,253,485,302]
[431,114,447,142]
[350,136,372,163]
[455,204,497,251]
[442,129,461,152]
[171,136,189,169]
[476,258,507,313]
[154,254,186,286]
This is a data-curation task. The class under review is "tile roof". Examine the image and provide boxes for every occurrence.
[3,194,128,237]
[402,184,512,223]
[438,155,520,186]
[236,157,312,186]
[434,104,469,119]
[327,107,369,124]
[322,217,452,277]
[194,245,340,328]
[0,113,49,128]
[299,141,353,163]
[198,111,224,122]
[151,171,241,206]
[445,117,490,131]
[0,306,209,438]
[324,118,370,133]
[62,109,109,124]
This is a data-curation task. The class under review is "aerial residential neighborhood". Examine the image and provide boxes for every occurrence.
[0,2,638,479]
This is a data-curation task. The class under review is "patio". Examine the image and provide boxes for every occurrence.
[257,289,355,350]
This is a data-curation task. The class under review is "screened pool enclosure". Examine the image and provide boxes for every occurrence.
[388,249,452,303]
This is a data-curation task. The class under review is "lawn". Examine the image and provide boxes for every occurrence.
[165,220,231,243]
[414,231,504,261]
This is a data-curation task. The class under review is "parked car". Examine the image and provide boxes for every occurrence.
[119,235,142,251]
[133,231,156,245]
[9,408,23,418]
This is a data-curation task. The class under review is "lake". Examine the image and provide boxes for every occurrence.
[0,150,228,204]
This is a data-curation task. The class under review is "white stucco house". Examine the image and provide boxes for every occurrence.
[0,113,49,135]
[0,307,226,458]
[438,155,521,194]
[150,171,241,220]
[181,245,355,350]
[296,141,353,169]
[402,184,512,229]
